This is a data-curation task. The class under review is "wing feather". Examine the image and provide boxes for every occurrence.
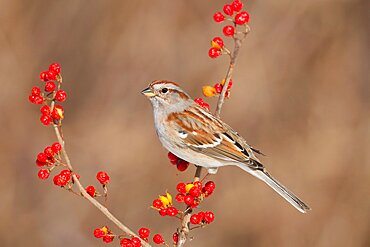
[167,104,263,167]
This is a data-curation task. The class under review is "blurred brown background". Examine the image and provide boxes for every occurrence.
[0,0,369,246]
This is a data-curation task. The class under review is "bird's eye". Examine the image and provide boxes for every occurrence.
[161,88,168,94]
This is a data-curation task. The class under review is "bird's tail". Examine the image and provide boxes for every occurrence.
[237,163,311,213]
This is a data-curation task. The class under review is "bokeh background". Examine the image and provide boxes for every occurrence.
[0,0,368,246]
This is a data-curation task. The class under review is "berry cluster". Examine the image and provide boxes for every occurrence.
[36,142,62,180]
[93,226,114,243]
[93,225,166,246]
[203,79,233,98]
[35,144,71,184]
[167,152,189,172]
[209,0,250,58]
[53,169,77,187]
[28,63,67,125]
[190,211,215,225]
[208,37,225,59]
[175,181,215,207]
[120,237,142,247]
[149,180,216,245]
[194,98,210,111]
[152,192,179,217]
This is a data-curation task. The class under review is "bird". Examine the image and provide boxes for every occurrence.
[142,80,311,213]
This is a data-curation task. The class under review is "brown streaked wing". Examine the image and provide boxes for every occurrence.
[167,104,252,163]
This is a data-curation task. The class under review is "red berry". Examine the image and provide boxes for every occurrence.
[193,181,202,189]
[152,199,163,209]
[40,114,52,125]
[138,227,150,239]
[212,37,224,48]
[51,105,64,120]
[94,228,105,238]
[53,171,71,186]
[232,0,243,12]
[189,187,201,198]
[96,171,110,185]
[47,70,57,80]
[40,105,51,115]
[37,152,48,162]
[28,95,36,103]
[223,25,235,36]
[190,200,199,208]
[33,96,44,104]
[198,211,205,222]
[194,98,204,106]
[103,235,114,243]
[153,234,164,244]
[36,159,46,166]
[49,63,61,74]
[53,175,62,186]
[51,142,62,153]
[131,237,142,247]
[213,12,225,22]
[159,208,167,216]
[208,47,221,58]
[166,206,178,216]
[202,101,210,111]
[45,81,56,92]
[120,238,132,247]
[214,83,223,94]
[40,71,49,81]
[190,214,201,224]
[44,146,54,157]
[172,233,178,244]
[176,160,189,171]
[223,4,234,16]
[194,98,210,111]
[176,183,187,193]
[55,90,67,102]
[235,11,249,25]
[204,211,215,223]
[175,193,185,202]
[38,169,50,180]
[204,181,216,194]
[167,152,178,165]
[184,195,194,206]
[86,185,96,197]
[31,86,41,96]
[61,169,71,176]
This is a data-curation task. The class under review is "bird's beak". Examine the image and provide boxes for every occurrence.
[141,87,156,97]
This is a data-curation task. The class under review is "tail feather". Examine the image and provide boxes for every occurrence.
[237,164,311,213]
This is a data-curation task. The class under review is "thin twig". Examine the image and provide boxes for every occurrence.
[53,125,151,247]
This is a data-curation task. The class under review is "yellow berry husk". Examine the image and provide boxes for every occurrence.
[221,79,226,86]
[101,226,109,234]
[202,85,216,97]
[185,183,194,193]
[56,108,64,119]
[166,192,173,205]
[211,40,222,50]
[159,195,170,207]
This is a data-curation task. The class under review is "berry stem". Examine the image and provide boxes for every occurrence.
[176,21,251,247]
[52,125,151,247]
[215,24,251,118]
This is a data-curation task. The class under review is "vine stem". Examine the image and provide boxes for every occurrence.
[176,25,251,247]
[52,125,152,247]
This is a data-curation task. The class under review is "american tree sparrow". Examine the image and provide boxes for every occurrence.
[142,80,310,213]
